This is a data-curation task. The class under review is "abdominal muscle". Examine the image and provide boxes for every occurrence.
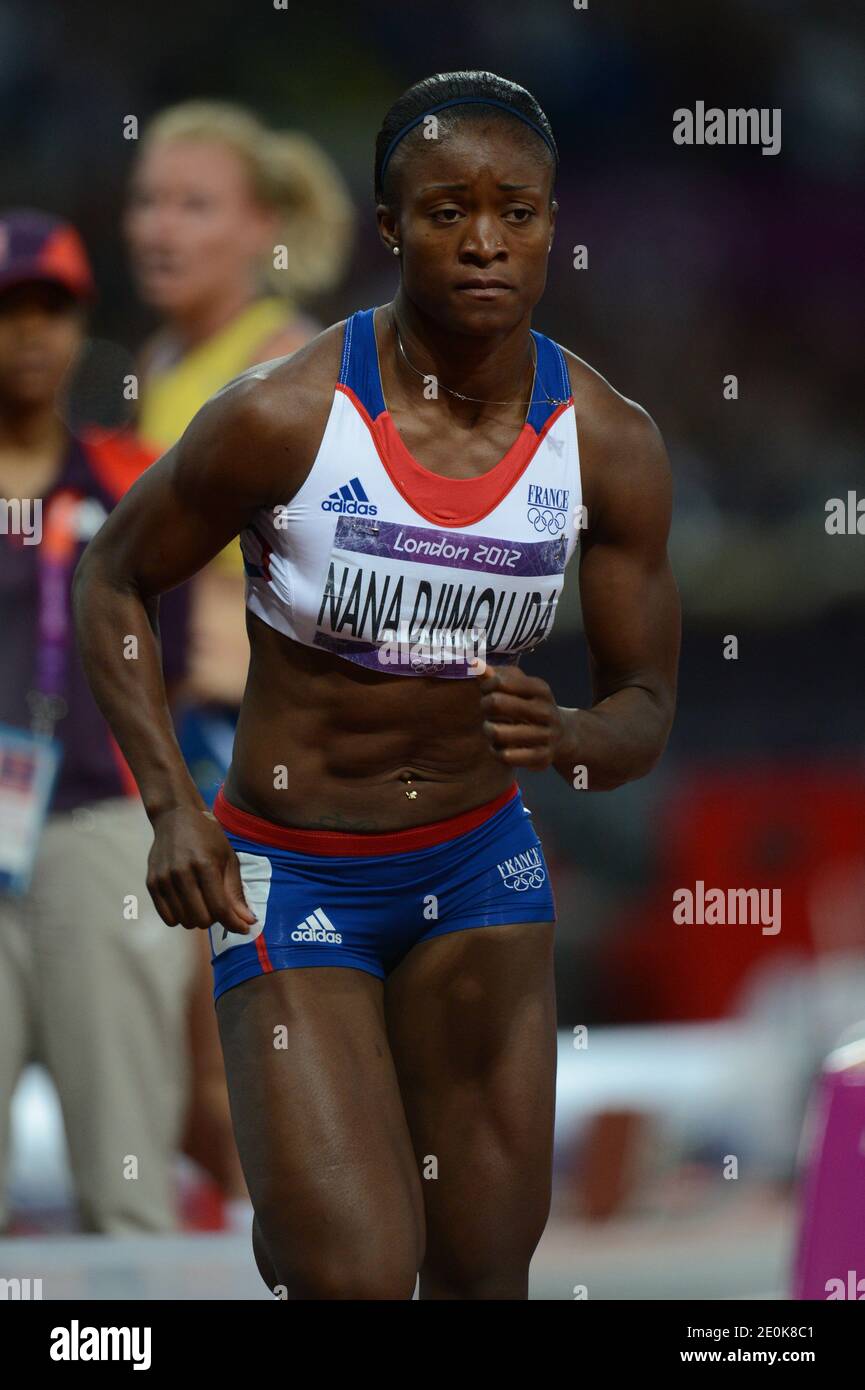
[220,611,517,832]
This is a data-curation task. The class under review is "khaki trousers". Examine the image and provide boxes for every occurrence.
[0,796,196,1233]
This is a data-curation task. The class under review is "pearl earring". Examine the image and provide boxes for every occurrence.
[393,245,400,255]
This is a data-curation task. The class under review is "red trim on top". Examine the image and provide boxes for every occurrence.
[212,781,519,856]
[336,382,572,529]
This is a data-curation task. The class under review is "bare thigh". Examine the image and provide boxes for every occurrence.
[385,920,557,1300]
[216,966,424,1299]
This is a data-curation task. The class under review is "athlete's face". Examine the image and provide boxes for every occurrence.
[0,282,82,409]
[378,122,557,334]
[125,139,278,315]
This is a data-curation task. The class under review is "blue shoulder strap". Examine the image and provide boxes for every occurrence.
[338,307,386,419]
[526,329,572,434]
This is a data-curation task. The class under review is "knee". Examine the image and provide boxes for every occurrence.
[287,1257,416,1301]
[422,1203,550,1300]
[422,1251,531,1300]
[255,1210,417,1300]
[272,1250,417,1300]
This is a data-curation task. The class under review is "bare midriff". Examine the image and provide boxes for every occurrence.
[221,610,518,833]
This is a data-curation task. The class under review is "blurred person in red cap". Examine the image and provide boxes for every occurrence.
[0,208,195,1233]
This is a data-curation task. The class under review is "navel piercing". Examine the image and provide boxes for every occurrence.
[404,776,418,800]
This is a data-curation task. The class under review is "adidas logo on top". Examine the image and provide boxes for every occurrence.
[321,476,378,515]
[291,907,343,944]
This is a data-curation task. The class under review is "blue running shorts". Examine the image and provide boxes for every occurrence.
[208,781,556,1001]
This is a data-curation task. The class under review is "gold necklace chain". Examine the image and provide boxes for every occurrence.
[391,313,566,408]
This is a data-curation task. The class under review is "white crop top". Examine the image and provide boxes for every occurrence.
[239,306,582,677]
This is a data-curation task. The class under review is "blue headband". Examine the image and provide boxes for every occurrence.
[379,96,557,188]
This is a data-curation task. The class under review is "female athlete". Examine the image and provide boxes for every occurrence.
[74,71,680,1300]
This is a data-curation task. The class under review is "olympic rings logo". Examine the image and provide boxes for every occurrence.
[527,507,566,534]
[502,867,547,891]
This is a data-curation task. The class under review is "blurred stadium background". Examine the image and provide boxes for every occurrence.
[1,0,863,1299]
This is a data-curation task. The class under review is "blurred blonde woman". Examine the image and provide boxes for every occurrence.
[124,101,353,1228]
[127,100,353,715]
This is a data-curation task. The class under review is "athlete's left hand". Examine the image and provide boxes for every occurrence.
[475,665,568,769]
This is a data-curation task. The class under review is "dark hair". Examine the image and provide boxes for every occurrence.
[374,70,558,204]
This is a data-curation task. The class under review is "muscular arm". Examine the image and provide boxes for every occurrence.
[479,392,680,791]
[556,399,680,789]
[73,370,291,820]
[71,343,336,932]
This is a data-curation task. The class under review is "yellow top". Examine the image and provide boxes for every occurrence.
[138,297,291,573]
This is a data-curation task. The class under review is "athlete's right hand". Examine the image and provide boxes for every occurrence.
[146,807,257,934]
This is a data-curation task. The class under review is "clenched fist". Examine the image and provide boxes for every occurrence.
[475,664,568,770]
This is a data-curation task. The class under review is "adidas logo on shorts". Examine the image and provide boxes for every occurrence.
[321,476,378,515]
[291,907,343,943]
